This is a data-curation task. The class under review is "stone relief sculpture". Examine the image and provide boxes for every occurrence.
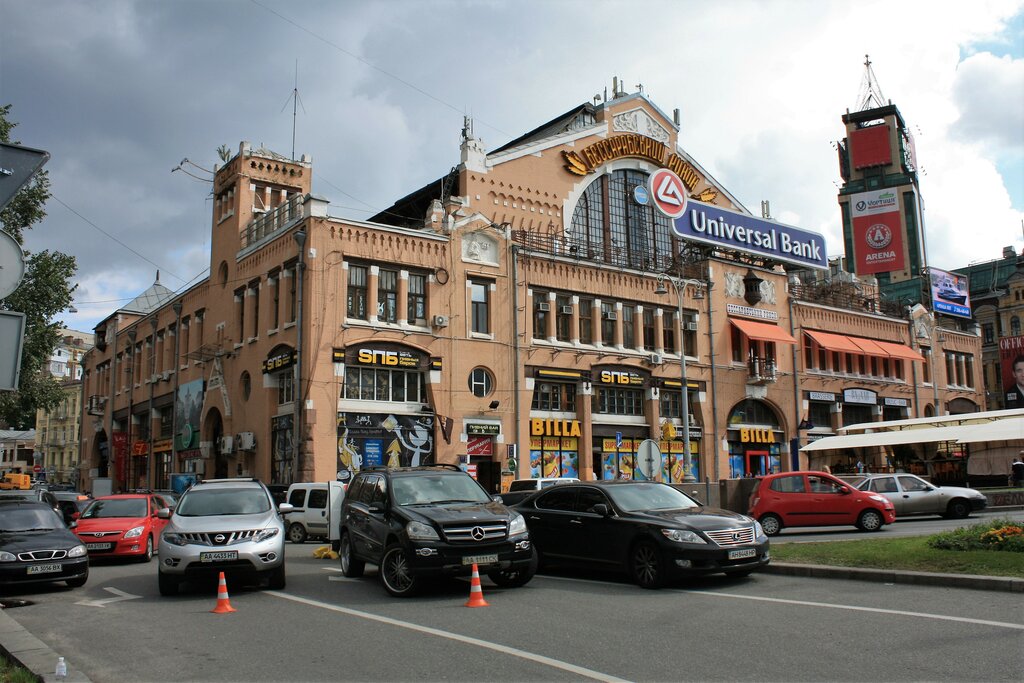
[462,231,498,264]
[724,272,745,299]
[612,109,670,145]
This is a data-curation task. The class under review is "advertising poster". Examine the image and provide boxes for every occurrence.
[174,379,205,450]
[337,412,435,472]
[850,189,905,275]
[929,268,972,318]
[999,336,1024,409]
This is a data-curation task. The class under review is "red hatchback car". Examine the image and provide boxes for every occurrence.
[748,471,895,536]
[73,494,171,561]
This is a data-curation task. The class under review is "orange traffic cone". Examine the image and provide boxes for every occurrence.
[464,563,489,608]
[211,572,236,614]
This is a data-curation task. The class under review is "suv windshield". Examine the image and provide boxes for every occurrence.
[175,488,271,516]
[391,473,491,506]
[606,483,699,512]
[82,499,148,518]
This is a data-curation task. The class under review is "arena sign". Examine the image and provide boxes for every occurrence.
[673,200,828,270]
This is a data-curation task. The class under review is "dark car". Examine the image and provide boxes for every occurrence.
[338,465,535,597]
[0,500,89,589]
[515,480,770,589]
[0,488,61,518]
[52,491,92,525]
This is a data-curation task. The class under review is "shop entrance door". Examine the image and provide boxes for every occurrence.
[746,450,769,477]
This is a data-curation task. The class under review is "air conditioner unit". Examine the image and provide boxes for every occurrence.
[559,305,574,315]
[431,315,449,328]
[219,435,234,454]
[536,302,551,312]
[236,431,256,451]
[685,322,699,332]
[603,311,618,320]
[649,353,663,365]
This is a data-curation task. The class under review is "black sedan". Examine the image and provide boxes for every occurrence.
[0,500,89,589]
[515,481,770,589]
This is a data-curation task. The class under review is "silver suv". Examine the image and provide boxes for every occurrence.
[157,478,293,596]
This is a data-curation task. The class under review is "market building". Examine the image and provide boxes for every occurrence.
[78,78,983,494]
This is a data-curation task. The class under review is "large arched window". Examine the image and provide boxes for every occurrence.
[567,169,675,270]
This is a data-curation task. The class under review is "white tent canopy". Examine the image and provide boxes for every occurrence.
[801,417,1024,452]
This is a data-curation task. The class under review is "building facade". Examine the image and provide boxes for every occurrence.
[33,329,93,485]
[78,82,983,494]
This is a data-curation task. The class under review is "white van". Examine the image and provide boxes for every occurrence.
[283,481,345,544]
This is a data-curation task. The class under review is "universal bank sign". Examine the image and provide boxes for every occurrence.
[673,199,828,270]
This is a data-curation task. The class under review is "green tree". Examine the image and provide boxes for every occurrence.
[0,104,78,429]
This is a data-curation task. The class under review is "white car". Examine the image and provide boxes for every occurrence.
[855,474,987,519]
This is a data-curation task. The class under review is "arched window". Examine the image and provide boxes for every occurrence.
[567,169,675,270]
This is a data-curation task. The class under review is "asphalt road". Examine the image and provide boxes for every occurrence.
[2,535,1022,683]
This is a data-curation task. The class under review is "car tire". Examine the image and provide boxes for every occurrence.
[340,533,364,578]
[287,522,307,544]
[140,535,154,563]
[857,509,884,532]
[158,571,179,597]
[629,539,666,589]
[66,571,88,588]
[380,544,421,597]
[487,547,537,588]
[945,499,970,519]
[759,514,782,536]
[267,564,286,590]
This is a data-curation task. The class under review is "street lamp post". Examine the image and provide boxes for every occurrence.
[655,275,704,483]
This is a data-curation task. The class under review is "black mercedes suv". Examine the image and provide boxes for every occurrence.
[338,465,536,597]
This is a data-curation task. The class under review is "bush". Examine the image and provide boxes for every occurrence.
[928,518,1024,553]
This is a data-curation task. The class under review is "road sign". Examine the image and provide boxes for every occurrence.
[0,142,50,211]
[649,168,688,219]
[32,464,42,474]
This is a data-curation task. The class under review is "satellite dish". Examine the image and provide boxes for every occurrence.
[0,230,25,299]
[635,439,663,482]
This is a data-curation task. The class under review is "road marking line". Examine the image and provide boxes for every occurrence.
[675,589,1024,631]
[267,591,629,682]
[75,587,141,608]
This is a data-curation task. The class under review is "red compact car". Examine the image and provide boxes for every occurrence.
[73,494,171,561]
[748,471,895,536]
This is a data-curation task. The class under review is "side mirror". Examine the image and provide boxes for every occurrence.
[71,512,81,521]
[69,521,77,529]
[838,486,851,494]
[492,495,504,504]
[278,502,295,514]
[591,503,610,516]
[368,502,385,514]
[157,508,171,519]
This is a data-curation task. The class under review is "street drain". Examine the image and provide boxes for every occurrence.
[0,599,34,608]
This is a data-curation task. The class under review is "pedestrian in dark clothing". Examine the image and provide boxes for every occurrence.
[1011,455,1024,488]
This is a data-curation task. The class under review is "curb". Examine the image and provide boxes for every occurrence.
[764,562,1024,593]
[0,607,93,682]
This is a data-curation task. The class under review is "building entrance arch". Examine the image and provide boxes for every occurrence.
[726,399,784,478]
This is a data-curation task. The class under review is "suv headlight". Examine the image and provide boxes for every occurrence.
[124,525,144,539]
[253,527,280,543]
[68,544,87,558]
[508,512,527,537]
[661,528,707,544]
[162,532,187,547]
[406,520,440,541]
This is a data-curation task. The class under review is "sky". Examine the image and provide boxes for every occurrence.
[2,0,1022,332]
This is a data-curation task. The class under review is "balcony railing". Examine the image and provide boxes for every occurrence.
[87,395,107,416]
[748,356,777,384]
[241,194,304,249]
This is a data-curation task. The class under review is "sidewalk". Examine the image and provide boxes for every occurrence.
[0,606,92,682]
[764,562,1024,593]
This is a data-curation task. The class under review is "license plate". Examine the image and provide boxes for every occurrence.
[27,563,62,574]
[728,548,756,560]
[462,553,498,566]
[86,543,113,550]
[199,551,238,562]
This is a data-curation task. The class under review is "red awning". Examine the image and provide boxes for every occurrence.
[804,330,864,354]
[730,318,797,345]
[875,340,925,362]
[848,337,890,356]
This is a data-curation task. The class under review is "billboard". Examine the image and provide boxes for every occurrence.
[175,379,205,450]
[999,336,1024,409]
[849,125,892,169]
[672,200,828,270]
[929,268,971,319]
[850,189,905,275]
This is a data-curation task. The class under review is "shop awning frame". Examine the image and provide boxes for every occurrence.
[804,329,863,354]
[730,318,797,345]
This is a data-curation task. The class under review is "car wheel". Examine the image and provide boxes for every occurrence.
[287,522,307,544]
[487,547,537,588]
[380,544,420,597]
[629,540,666,589]
[66,571,88,588]
[759,514,782,536]
[945,499,970,519]
[141,535,154,563]
[857,509,884,532]
[267,564,286,590]
[158,571,179,597]
[340,533,365,578]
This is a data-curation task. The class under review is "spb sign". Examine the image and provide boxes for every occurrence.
[648,169,688,219]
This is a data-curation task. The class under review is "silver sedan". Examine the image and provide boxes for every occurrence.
[855,473,987,519]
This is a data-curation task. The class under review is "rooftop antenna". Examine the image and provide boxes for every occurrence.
[855,54,887,112]
[280,60,306,161]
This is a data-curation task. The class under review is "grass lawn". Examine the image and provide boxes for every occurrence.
[0,655,36,683]
[770,518,1024,579]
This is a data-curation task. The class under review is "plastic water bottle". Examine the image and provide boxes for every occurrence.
[55,656,67,679]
